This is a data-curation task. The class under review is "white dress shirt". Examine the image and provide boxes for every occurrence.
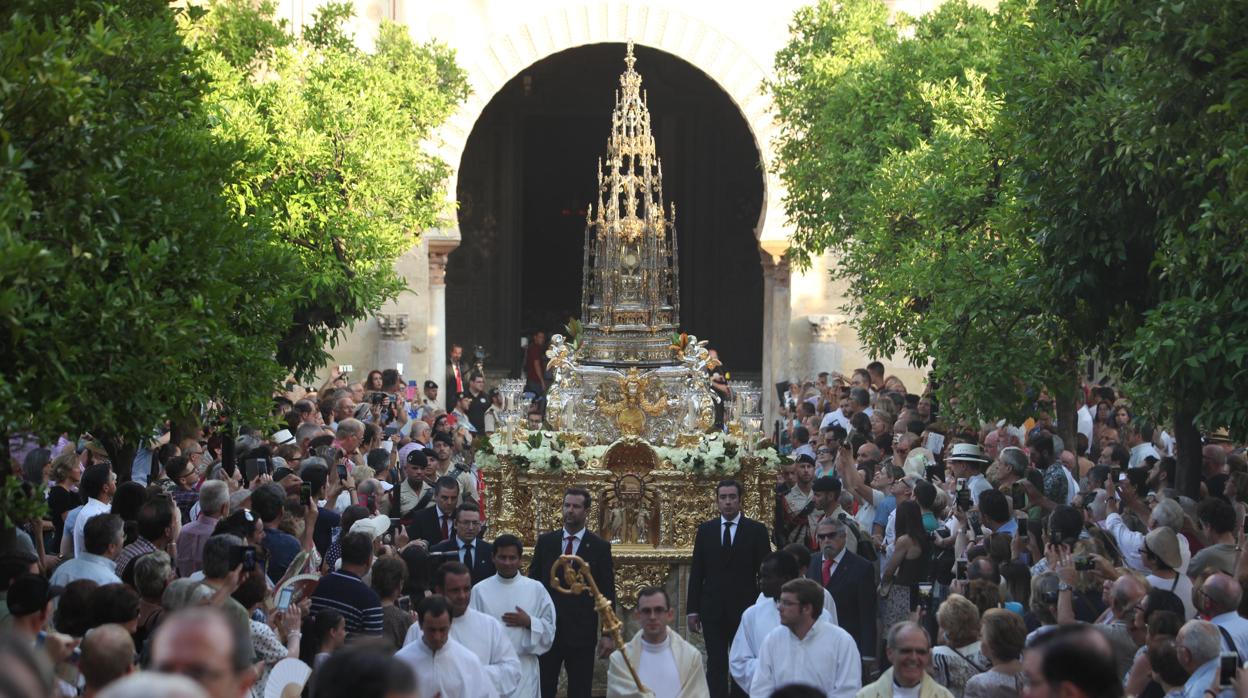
[728,594,838,691]
[748,619,861,698]
[720,514,741,545]
[562,528,585,556]
[403,607,520,696]
[394,636,497,698]
[72,497,111,559]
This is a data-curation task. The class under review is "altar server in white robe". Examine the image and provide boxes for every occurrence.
[607,587,709,698]
[469,534,557,698]
[396,595,498,698]
[404,561,521,696]
[749,578,861,698]
[729,551,837,692]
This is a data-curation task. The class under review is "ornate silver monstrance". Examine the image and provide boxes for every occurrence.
[542,44,720,446]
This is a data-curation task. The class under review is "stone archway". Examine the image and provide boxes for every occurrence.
[431,3,787,242]
[421,5,795,422]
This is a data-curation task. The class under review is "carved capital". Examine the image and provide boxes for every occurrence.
[807,314,848,343]
[428,251,449,286]
[377,313,409,340]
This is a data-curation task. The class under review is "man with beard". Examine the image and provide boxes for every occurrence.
[470,534,557,698]
[431,432,476,507]
[529,487,616,698]
[775,454,818,548]
[403,561,520,696]
[748,578,860,698]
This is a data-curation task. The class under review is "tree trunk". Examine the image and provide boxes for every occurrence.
[98,431,137,484]
[1053,355,1080,455]
[1173,405,1202,499]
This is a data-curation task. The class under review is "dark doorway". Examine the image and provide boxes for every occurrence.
[450,43,764,375]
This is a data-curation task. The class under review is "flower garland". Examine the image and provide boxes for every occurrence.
[476,429,781,474]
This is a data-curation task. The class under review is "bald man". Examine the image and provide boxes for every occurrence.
[1200,573,1248,662]
[80,624,135,698]
[151,607,255,698]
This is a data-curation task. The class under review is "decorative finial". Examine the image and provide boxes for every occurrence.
[625,40,636,71]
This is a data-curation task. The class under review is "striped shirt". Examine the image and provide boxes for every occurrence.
[309,570,384,637]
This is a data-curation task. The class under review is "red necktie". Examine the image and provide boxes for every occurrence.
[822,557,835,586]
[564,535,574,555]
[441,515,450,540]
[453,365,463,393]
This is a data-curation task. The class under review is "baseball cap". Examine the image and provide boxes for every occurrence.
[350,514,392,541]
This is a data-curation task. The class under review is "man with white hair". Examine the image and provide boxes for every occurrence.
[1099,489,1190,574]
[1176,619,1233,698]
[1199,573,1248,662]
[176,479,230,577]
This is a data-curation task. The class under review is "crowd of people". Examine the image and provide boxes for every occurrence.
[4,355,1248,698]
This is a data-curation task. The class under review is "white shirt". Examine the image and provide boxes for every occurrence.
[1062,465,1080,505]
[394,636,498,698]
[73,497,111,559]
[637,635,681,698]
[748,619,861,698]
[820,410,851,432]
[1147,573,1196,620]
[1129,442,1161,469]
[470,573,557,698]
[49,551,121,589]
[720,514,742,545]
[1100,514,1191,574]
[854,489,885,536]
[403,608,520,696]
[728,594,838,691]
[968,474,992,508]
[1212,611,1248,662]
[562,528,585,556]
[1077,406,1095,454]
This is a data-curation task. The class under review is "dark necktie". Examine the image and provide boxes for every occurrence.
[441,515,449,540]
[564,535,574,555]
[462,542,473,570]
[723,520,734,548]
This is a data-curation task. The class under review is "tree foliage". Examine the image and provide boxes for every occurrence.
[189,0,470,374]
[770,0,1077,425]
[1004,0,1248,437]
[0,0,292,471]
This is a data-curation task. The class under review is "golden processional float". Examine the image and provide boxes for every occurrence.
[477,43,779,615]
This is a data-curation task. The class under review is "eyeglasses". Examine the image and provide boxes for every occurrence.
[893,646,930,656]
[816,532,845,540]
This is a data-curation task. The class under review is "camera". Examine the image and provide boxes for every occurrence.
[1074,556,1095,571]
[300,483,312,507]
[1222,653,1239,687]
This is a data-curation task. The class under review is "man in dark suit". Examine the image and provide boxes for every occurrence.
[404,475,460,546]
[528,486,615,698]
[430,502,495,584]
[687,479,772,697]
[809,516,877,664]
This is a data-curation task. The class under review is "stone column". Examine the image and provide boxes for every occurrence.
[805,314,850,379]
[759,253,792,437]
[376,313,410,373]
[426,238,455,389]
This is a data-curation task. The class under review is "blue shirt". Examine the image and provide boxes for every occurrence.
[262,528,301,583]
[994,518,1018,536]
[50,552,121,588]
[1184,658,1234,698]
[130,447,154,486]
[312,507,340,556]
[874,495,897,529]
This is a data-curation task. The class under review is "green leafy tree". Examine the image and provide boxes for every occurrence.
[1003,0,1248,494]
[0,0,295,475]
[770,0,1081,431]
[190,0,470,374]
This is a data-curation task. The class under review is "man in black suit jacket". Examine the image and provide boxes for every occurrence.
[528,486,615,698]
[809,517,877,663]
[404,475,460,546]
[687,479,772,697]
[430,502,495,584]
